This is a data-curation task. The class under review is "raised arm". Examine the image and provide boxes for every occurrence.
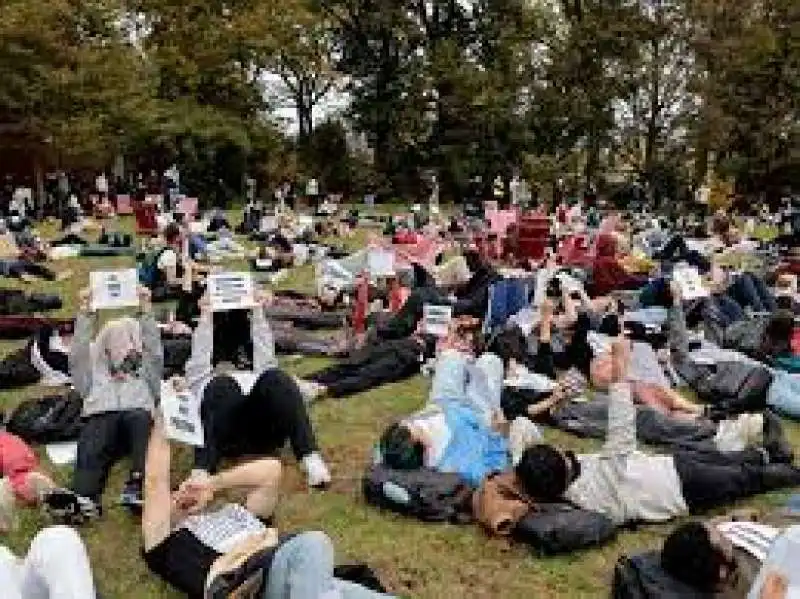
[138,287,164,401]
[69,289,96,398]
[184,300,214,398]
[668,281,690,359]
[251,290,278,373]
[142,416,173,552]
[602,338,637,454]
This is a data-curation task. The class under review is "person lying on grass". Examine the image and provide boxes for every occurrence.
[176,289,331,489]
[515,337,800,526]
[0,526,98,599]
[658,509,798,599]
[142,414,395,599]
[0,431,72,532]
[376,319,541,487]
[44,285,162,523]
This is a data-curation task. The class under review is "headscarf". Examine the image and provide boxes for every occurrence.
[94,318,143,377]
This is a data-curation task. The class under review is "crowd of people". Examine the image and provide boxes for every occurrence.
[0,189,799,598]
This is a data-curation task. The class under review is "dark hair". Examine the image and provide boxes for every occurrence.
[164,223,181,243]
[464,250,483,274]
[211,309,253,367]
[777,295,794,311]
[515,445,571,500]
[488,328,525,367]
[598,313,621,336]
[762,310,794,357]
[380,423,424,470]
[661,522,726,591]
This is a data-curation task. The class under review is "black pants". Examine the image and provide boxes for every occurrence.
[11,260,56,281]
[673,450,800,512]
[0,341,40,389]
[195,369,318,473]
[654,235,711,273]
[309,338,423,398]
[73,410,152,503]
[51,233,88,247]
[263,307,346,330]
[376,286,447,342]
[151,283,183,303]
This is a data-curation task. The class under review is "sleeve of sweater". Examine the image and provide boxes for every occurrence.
[668,304,689,359]
[185,312,213,398]
[251,307,278,373]
[139,312,164,402]
[603,381,637,454]
[69,311,95,398]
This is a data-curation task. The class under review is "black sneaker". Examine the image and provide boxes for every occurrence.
[43,488,100,525]
[764,409,794,465]
[119,477,144,513]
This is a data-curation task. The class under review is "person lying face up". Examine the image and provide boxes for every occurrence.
[46,286,162,522]
[377,319,541,487]
[178,289,331,489]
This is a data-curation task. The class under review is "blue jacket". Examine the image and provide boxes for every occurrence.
[435,400,509,488]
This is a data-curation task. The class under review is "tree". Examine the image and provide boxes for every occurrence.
[0,0,157,167]
[124,0,289,202]
[270,0,341,142]
[685,0,799,196]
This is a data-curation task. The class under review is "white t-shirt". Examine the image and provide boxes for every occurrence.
[405,405,451,469]
[157,248,178,271]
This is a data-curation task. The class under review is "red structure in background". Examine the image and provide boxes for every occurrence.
[515,212,551,261]
[133,201,159,237]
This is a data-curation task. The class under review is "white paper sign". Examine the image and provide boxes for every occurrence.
[46,441,78,465]
[90,269,139,311]
[673,266,708,300]
[423,304,453,337]
[208,271,255,311]
[255,258,273,270]
[160,382,204,447]
[292,244,310,265]
[367,249,395,277]
[260,215,278,232]
[298,215,313,231]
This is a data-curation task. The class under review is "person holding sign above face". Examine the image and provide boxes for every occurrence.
[179,286,332,490]
[44,285,162,524]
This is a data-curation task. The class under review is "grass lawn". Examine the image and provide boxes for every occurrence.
[0,214,797,599]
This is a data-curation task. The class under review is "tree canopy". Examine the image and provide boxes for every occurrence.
[0,0,796,202]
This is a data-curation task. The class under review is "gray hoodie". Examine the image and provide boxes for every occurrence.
[184,307,278,401]
[70,312,163,417]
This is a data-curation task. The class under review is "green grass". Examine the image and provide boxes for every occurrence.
[1,214,798,598]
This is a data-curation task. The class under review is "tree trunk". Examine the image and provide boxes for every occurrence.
[645,38,661,180]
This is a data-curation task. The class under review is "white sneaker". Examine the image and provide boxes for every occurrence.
[302,453,332,489]
[294,378,325,405]
[509,417,543,467]
[714,413,764,452]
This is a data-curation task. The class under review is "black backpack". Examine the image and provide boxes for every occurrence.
[363,464,473,524]
[6,391,84,445]
[612,551,712,599]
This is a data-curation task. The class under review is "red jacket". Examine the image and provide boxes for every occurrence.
[590,234,643,297]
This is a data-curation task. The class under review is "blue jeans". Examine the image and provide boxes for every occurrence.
[265,532,394,599]
[430,351,504,427]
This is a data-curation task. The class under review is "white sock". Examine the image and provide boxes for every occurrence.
[302,453,331,488]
